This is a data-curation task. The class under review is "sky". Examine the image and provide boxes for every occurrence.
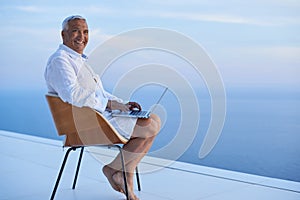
[0,0,299,91]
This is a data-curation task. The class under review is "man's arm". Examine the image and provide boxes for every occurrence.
[46,57,109,112]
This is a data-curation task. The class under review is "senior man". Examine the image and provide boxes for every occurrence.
[45,15,161,200]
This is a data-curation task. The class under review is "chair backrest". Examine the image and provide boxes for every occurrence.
[46,94,128,146]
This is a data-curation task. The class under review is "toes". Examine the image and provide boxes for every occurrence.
[112,171,139,199]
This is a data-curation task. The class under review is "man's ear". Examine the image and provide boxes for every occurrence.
[61,30,66,44]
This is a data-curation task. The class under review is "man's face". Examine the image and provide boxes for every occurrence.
[62,19,89,54]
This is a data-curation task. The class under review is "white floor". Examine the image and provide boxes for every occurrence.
[1,130,299,200]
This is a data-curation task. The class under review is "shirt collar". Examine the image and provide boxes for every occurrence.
[59,44,88,61]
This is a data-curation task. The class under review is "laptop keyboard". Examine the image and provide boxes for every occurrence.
[130,110,148,116]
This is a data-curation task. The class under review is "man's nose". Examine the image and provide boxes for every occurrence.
[77,31,84,39]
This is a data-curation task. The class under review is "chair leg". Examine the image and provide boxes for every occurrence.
[72,147,84,189]
[117,146,130,200]
[50,147,76,200]
[135,166,141,191]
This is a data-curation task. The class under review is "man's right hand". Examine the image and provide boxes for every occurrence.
[107,100,130,112]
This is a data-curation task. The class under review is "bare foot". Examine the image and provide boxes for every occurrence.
[112,172,140,200]
[102,165,123,193]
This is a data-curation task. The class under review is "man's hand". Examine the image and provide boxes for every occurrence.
[107,100,130,112]
[126,102,142,111]
[107,100,142,112]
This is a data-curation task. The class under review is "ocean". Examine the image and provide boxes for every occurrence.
[0,87,299,182]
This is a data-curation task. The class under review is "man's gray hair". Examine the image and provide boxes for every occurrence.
[62,15,86,30]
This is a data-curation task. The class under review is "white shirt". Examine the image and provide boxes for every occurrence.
[44,44,123,113]
[45,44,137,140]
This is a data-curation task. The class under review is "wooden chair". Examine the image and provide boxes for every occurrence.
[46,94,141,200]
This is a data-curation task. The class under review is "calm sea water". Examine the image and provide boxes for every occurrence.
[0,88,299,182]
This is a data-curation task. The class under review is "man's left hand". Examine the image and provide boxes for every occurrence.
[126,102,142,111]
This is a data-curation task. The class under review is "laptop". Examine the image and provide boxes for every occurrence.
[112,87,168,118]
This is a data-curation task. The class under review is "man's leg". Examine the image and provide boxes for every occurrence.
[103,114,161,199]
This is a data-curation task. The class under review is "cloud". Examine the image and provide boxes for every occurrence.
[148,12,269,26]
[238,46,300,63]
[211,44,300,85]
[111,0,300,26]
[8,2,300,27]
[131,9,300,26]
[16,6,44,13]
[143,0,300,7]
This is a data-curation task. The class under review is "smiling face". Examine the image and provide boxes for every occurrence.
[61,19,89,54]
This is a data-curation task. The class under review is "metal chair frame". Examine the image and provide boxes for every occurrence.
[50,145,141,200]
